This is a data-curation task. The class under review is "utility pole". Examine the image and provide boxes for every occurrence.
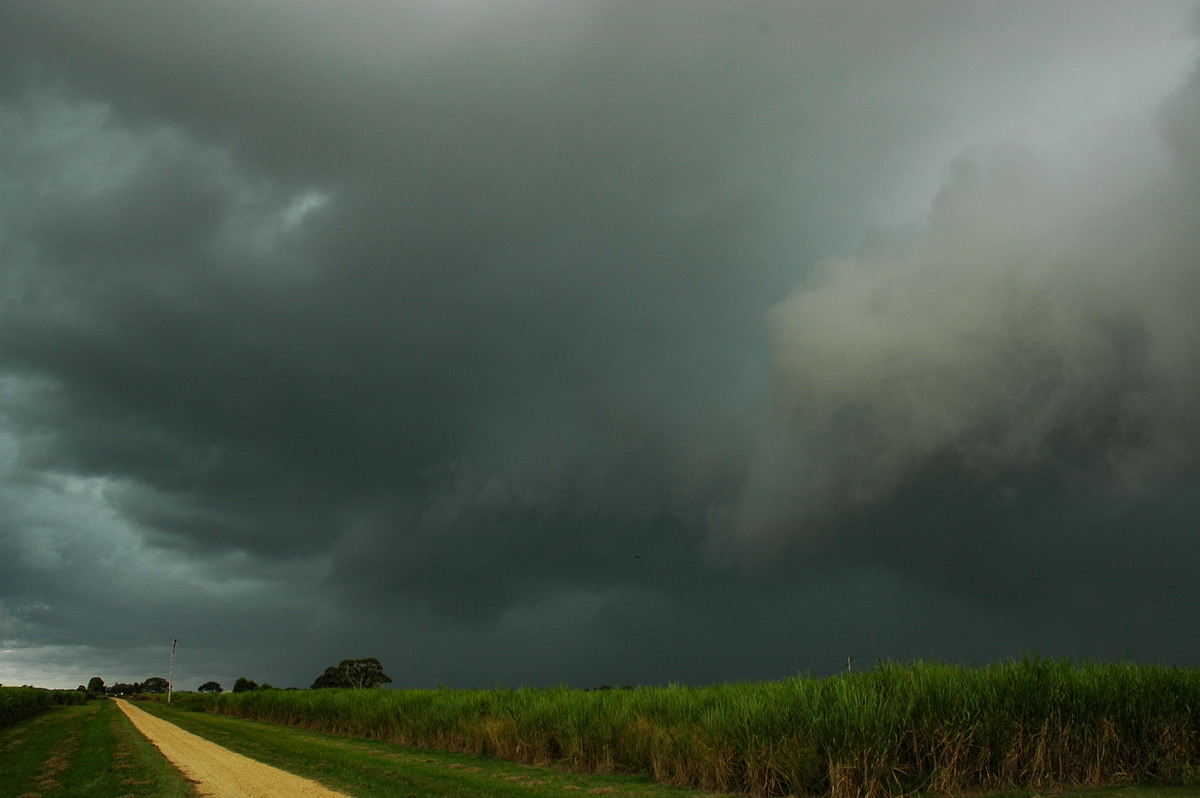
[168,639,177,704]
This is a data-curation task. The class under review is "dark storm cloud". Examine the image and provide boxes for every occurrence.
[2,1,1199,688]
[711,60,1200,646]
[718,138,1200,565]
[3,1,940,560]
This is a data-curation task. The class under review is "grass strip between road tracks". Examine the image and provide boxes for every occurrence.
[0,698,197,798]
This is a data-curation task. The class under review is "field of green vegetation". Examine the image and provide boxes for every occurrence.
[0,686,86,728]
[172,659,1200,798]
[0,698,196,798]
[138,699,727,798]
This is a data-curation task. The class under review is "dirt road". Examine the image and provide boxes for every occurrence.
[114,699,352,798]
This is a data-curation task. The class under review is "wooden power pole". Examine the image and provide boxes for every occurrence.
[168,639,177,703]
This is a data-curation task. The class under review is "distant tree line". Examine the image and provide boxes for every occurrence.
[232,658,393,691]
[79,676,171,696]
[78,657,392,697]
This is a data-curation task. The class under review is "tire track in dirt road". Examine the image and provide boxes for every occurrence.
[114,699,352,798]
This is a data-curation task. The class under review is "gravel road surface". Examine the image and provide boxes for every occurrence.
[115,699,352,798]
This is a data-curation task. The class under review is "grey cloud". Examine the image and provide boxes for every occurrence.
[2,1,1199,688]
[718,100,1200,564]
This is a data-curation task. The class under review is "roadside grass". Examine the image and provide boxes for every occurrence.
[0,698,197,798]
[1049,788,1200,798]
[132,700,1200,798]
[991,787,1200,798]
[174,658,1200,797]
[137,699,727,798]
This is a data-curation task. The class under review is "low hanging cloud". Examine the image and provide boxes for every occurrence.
[717,93,1200,562]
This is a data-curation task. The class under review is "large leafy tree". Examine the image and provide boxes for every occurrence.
[310,666,343,689]
[142,676,169,694]
[197,681,223,693]
[343,658,392,689]
[87,676,106,693]
[311,658,392,689]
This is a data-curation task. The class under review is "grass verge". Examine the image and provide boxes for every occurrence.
[173,659,1200,797]
[1011,787,1200,798]
[137,699,726,798]
[0,698,197,798]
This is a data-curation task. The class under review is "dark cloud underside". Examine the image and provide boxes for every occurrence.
[2,1,1198,689]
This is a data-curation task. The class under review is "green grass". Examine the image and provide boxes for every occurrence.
[169,658,1200,797]
[0,698,197,798]
[1052,788,1200,798]
[137,698,727,798]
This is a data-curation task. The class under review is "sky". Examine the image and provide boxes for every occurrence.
[2,1,1199,692]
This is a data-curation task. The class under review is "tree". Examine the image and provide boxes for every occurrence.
[310,666,343,689]
[142,676,169,694]
[339,658,392,689]
[232,677,259,693]
[197,681,223,693]
[311,658,392,689]
[87,676,106,694]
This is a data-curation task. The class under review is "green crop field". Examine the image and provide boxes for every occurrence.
[169,658,1200,798]
[0,686,86,728]
[0,698,196,798]
[136,698,727,798]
